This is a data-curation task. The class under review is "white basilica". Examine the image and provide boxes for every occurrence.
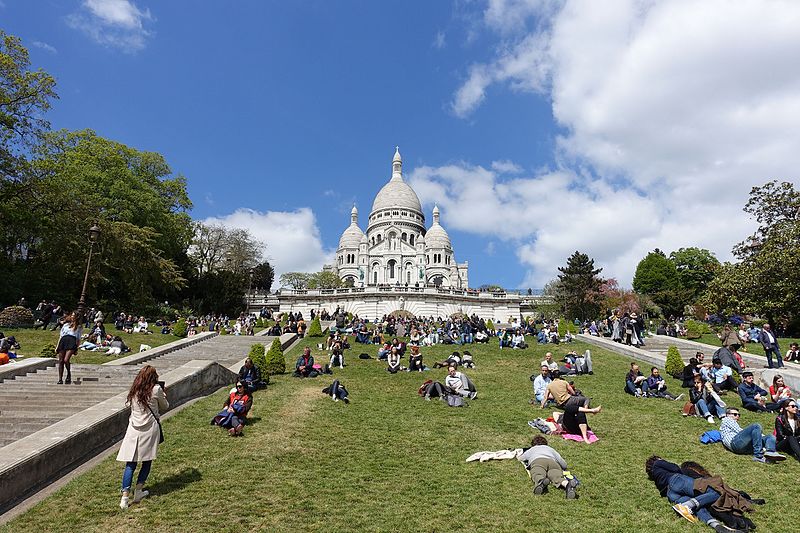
[335,148,469,288]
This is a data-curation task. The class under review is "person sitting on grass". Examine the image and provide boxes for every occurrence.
[738,371,780,412]
[387,347,402,374]
[445,364,477,399]
[775,399,800,461]
[768,374,794,402]
[689,375,727,423]
[211,381,252,436]
[330,341,345,369]
[710,359,738,393]
[531,365,552,405]
[541,370,590,411]
[558,400,601,444]
[408,345,424,372]
[625,362,650,397]
[293,347,319,378]
[645,456,751,533]
[519,435,579,499]
[647,367,684,401]
[541,352,559,373]
[512,330,527,349]
[720,407,785,463]
[237,357,263,394]
[785,342,799,363]
[681,356,702,388]
[499,328,513,349]
[377,341,392,361]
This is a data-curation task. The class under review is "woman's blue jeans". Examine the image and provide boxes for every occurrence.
[696,398,726,418]
[667,473,719,524]
[122,460,152,491]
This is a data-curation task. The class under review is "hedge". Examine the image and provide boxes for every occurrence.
[265,338,286,375]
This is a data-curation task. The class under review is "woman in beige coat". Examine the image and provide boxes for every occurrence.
[117,365,168,509]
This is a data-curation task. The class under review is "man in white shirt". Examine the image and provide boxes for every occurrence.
[532,365,552,404]
[759,323,783,368]
[445,365,477,399]
[541,352,559,372]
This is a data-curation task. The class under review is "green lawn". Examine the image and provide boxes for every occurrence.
[1,326,182,365]
[3,338,797,532]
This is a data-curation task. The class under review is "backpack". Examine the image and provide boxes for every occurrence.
[447,394,464,407]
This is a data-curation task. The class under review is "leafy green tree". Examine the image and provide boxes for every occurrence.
[555,251,604,321]
[184,269,248,316]
[279,272,310,289]
[307,270,343,289]
[251,261,274,292]
[632,249,688,317]
[668,247,720,301]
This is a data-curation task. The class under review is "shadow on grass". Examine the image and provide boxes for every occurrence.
[149,467,202,496]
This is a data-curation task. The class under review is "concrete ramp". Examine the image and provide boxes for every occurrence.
[0,359,236,514]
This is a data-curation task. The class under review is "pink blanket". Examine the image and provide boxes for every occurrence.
[562,430,599,443]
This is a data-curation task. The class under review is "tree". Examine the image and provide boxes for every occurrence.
[1,129,194,310]
[668,247,720,301]
[264,338,286,375]
[632,249,688,317]
[307,316,323,337]
[279,272,310,289]
[0,30,57,188]
[189,223,262,276]
[251,261,274,292]
[556,251,604,321]
[307,270,343,289]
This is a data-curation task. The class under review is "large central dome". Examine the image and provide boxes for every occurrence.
[370,147,422,214]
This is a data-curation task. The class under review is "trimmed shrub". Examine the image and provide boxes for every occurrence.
[558,319,579,335]
[40,343,56,358]
[307,317,324,337]
[248,343,270,385]
[684,319,707,339]
[665,346,684,378]
[172,319,188,338]
[220,326,229,335]
[0,306,35,328]
[486,319,495,331]
[265,338,286,375]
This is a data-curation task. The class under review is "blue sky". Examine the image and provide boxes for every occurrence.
[4,1,799,288]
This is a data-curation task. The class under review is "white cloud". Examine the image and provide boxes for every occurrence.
[32,41,58,53]
[491,159,523,173]
[203,208,333,283]
[441,0,800,286]
[66,0,153,52]
[433,30,447,49]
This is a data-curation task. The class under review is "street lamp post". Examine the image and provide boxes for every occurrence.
[76,223,101,317]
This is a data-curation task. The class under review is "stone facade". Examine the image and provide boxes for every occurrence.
[334,148,468,288]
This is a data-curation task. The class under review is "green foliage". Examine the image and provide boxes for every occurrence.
[555,251,604,321]
[684,319,708,339]
[39,342,56,358]
[0,306,34,328]
[665,346,684,378]
[731,369,742,385]
[220,326,229,335]
[251,261,274,292]
[264,338,286,375]
[669,247,720,301]
[558,319,579,335]
[486,319,495,331]
[307,270,343,289]
[633,249,689,317]
[184,269,247,316]
[279,272,311,289]
[248,343,269,384]
[307,317,323,337]
[172,319,188,338]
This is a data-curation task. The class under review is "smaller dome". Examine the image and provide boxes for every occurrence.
[425,206,451,249]
[339,223,365,249]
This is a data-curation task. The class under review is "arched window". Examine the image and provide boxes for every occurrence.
[401,232,407,242]
[388,259,396,279]
[373,271,378,284]
[409,234,415,245]
[377,234,382,242]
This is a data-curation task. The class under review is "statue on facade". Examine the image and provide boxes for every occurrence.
[399,296,405,310]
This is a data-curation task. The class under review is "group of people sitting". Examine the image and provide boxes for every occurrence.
[625,362,685,401]
[210,357,267,436]
[418,360,478,406]
[537,368,602,444]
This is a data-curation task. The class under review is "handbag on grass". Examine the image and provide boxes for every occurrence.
[146,404,165,444]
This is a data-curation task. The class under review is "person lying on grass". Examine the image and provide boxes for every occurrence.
[646,367,684,401]
[445,365,477,399]
[720,406,785,463]
[518,436,578,499]
[432,351,461,368]
[211,381,252,437]
[645,455,754,533]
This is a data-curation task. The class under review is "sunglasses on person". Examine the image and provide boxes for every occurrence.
[236,384,244,389]
[729,412,740,417]
[787,404,798,409]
